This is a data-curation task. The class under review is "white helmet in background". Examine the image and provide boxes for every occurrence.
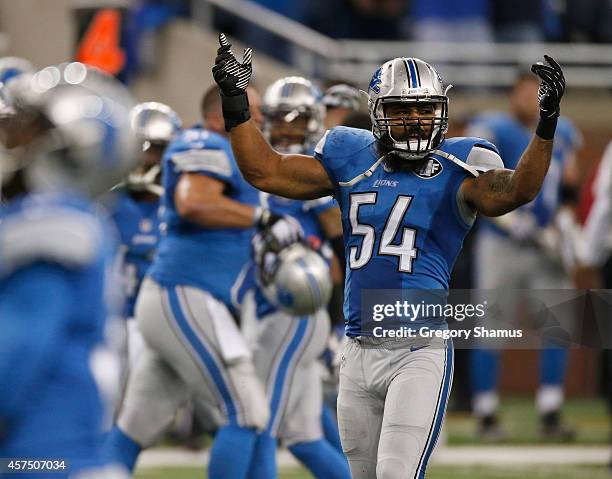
[368,57,451,160]
[262,76,325,154]
[127,101,181,195]
[259,241,332,316]
[1,62,138,196]
[131,101,181,148]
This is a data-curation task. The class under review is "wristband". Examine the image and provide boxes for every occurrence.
[220,91,251,131]
[536,116,558,140]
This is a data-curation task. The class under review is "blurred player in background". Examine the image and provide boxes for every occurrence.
[573,139,612,468]
[322,83,362,130]
[213,32,566,478]
[105,84,301,479]
[109,101,181,368]
[467,70,581,441]
[236,76,350,478]
[0,62,136,477]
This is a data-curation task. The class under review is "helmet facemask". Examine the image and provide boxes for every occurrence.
[373,95,448,160]
[263,106,320,155]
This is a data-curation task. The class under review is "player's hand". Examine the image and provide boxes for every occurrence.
[531,55,565,120]
[254,208,303,246]
[212,33,253,97]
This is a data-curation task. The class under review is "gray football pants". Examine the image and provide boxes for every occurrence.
[252,308,331,445]
[337,336,453,479]
[117,278,268,447]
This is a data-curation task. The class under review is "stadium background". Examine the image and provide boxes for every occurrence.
[1,0,610,477]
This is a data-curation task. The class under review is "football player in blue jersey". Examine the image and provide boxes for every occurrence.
[105,84,302,479]
[235,76,350,479]
[110,101,181,368]
[0,62,136,478]
[467,71,582,441]
[213,32,566,478]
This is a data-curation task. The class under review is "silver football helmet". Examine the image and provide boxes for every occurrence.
[323,83,361,111]
[131,101,181,148]
[126,102,181,196]
[259,242,332,316]
[1,62,138,196]
[262,76,325,154]
[368,57,451,160]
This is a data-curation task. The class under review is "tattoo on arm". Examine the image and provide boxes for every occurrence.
[484,170,515,194]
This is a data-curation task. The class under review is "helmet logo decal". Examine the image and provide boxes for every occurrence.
[413,158,443,179]
[369,67,382,94]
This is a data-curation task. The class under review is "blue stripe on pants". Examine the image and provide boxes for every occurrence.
[416,340,454,479]
[267,318,309,435]
[166,287,239,424]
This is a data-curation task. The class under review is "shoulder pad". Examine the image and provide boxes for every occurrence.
[314,127,379,186]
[0,208,101,276]
[434,137,503,177]
[315,127,375,159]
[465,138,504,172]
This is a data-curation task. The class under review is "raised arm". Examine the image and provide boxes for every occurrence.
[212,34,333,200]
[230,119,333,199]
[460,55,566,217]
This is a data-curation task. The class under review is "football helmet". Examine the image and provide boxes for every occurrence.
[258,240,332,316]
[322,83,361,111]
[126,101,181,195]
[262,76,324,154]
[131,101,181,148]
[1,62,138,196]
[368,57,451,160]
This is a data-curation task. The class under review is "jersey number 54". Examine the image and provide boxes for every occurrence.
[349,193,418,273]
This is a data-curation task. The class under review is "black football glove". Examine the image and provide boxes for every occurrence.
[531,55,565,121]
[254,207,304,250]
[212,33,253,131]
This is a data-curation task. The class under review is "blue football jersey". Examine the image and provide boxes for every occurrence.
[109,191,160,318]
[148,126,260,308]
[315,127,499,336]
[469,113,581,230]
[0,192,121,471]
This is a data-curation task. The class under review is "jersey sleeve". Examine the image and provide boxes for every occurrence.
[170,143,238,189]
[0,208,102,278]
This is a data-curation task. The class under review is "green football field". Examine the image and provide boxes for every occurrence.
[135,464,612,479]
[134,397,611,479]
[446,396,610,445]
